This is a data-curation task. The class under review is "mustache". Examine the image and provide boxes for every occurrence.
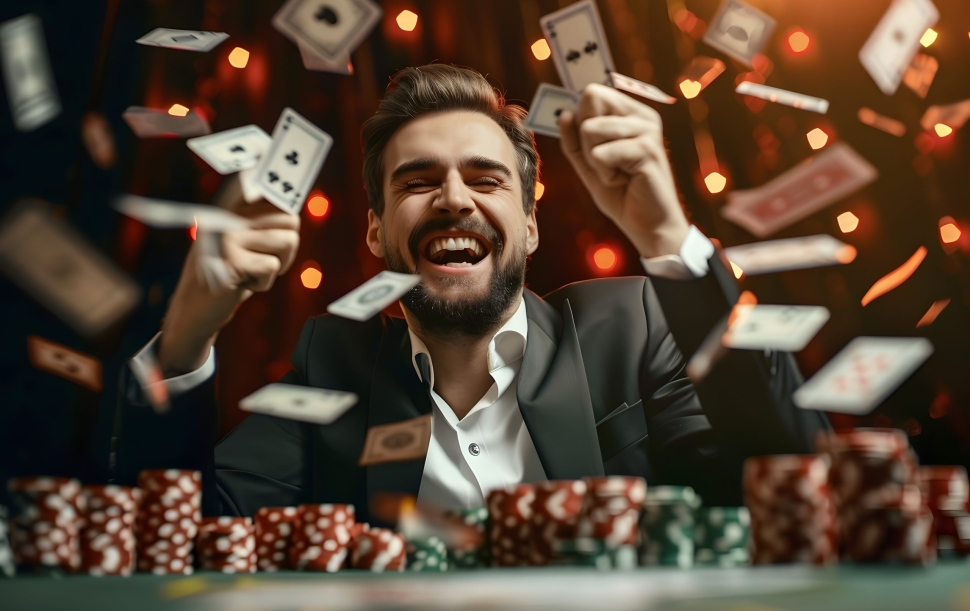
[407,216,503,261]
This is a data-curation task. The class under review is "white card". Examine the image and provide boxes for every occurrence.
[735,82,828,114]
[724,235,856,276]
[122,106,211,138]
[240,383,358,425]
[702,0,776,66]
[272,0,382,63]
[238,164,262,203]
[115,195,248,232]
[859,0,938,95]
[298,41,353,75]
[524,83,580,139]
[254,107,333,214]
[327,271,421,321]
[723,304,830,352]
[135,28,229,52]
[0,14,60,132]
[187,125,272,174]
[609,72,675,104]
[540,0,616,92]
[793,337,933,415]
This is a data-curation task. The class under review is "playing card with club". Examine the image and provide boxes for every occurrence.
[115,195,248,231]
[135,28,229,52]
[187,125,272,174]
[609,72,675,104]
[359,415,432,466]
[724,234,857,276]
[858,107,906,137]
[735,82,829,114]
[254,107,333,214]
[793,337,933,415]
[327,271,421,321]
[722,142,878,238]
[540,0,616,92]
[702,0,776,66]
[524,83,581,139]
[298,41,353,74]
[0,201,141,338]
[240,383,358,425]
[722,304,830,352]
[0,14,60,132]
[273,0,382,63]
[27,335,102,392]
[122,106,212,138]
[859,0,939,95]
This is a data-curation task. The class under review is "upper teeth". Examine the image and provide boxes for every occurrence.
[429,236,484,257]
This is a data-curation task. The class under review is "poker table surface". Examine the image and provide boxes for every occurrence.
[3,559,970,611]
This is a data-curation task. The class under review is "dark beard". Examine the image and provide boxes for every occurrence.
[384,216,527,339]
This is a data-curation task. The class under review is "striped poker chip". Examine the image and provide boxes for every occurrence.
[7,477,83,574]
[445,506,489,569]
[693,506,750,567]
[529,480,586,566]
[639,486,698,568]
[135,469,201,575]
[0,505,13,577]
[255,506,298,571]
[406,535,448,572]
[78,485,139,576]
[486,485,535,567]
[290,503,355,572]
[575,476,646,549]
[350,527,406,572]
[197,517,257,573]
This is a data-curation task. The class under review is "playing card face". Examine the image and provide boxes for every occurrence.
[735,82,829,114]
[273,0,382,63]
[122,106,211,138]
[187,125,272,174]
[135,28,229,52]
[254,107,334,214]
[524,83,580,139]
[902,52,937,99]
[724,234,857,276]
[240,383,358,425]
[327,271,421,321]
[609,72,675,104]
[702,0,776,66]
[793,337,933,415]
[359,415,432,466]
[0,201,141,338]
[722,142,878,238]
[722,304,830,352]
[0,14,60,132]
[859,0,938,95]
[27,335,102,392]
[540,0,615,92]
[298,41,353,75]
[115,195,248,231]
[858,107,906,137]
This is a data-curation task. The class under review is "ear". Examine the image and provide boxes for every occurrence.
[366,209,385,258]
[525,206,539,255]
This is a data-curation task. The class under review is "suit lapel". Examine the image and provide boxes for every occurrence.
[517,291,604,479]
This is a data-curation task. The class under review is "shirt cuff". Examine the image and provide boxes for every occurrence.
[639,225,716,280]
[130,333,216,398]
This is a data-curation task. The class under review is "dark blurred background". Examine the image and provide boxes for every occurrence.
[1,0,969,507]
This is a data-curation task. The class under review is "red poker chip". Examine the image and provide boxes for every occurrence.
[349,528,406,572]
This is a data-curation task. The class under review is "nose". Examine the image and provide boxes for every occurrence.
[432,170,476,216]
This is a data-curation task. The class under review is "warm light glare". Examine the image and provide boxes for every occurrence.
[396,10,418,31]
[920,28,938,47]
[679,79,702,99]
[730,261,743,279]
[916,298,951,328]
[593,247,617,270]
[934,123,953,137]
[228,47,250,68]
[704,171,726,194]
[806,128,828,150]
[788,30,810,53]
[837,211,859,233]
[307,193,330,218]
[861,246,927,306]
[301,265,323,289]
[940,222,961,243]
[168,104,189,117]
[188,216,197,241]
[531,39,551,60]
[534,181,545,201]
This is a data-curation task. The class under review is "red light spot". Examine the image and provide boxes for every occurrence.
[188,216,197,241]
[788,30,810,53]
[593,246,617,270]
[307,191,330,218]
[300,261,322,289]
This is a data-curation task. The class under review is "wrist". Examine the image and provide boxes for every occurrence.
[628,219,691,259]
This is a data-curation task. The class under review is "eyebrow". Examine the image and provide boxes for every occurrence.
[390,155,514,181]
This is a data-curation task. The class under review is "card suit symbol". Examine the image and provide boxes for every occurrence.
[53,351,80,374]
[268,171,280,183]
[282,182,293,193]
[565,49,581,63]
[292,398,306,407]
[726,26,750,43]
[554,108,564,117]
[230,145,246,153]
[171,34,199,42]
[285,150,299,165]
[583,41,598,55]
[315,5,339,25]
[358,284,393,305]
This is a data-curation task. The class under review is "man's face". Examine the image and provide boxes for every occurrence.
[366,111,538,337]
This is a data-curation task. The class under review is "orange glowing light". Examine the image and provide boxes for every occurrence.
[934,123,953,137]
[704,171,726,194]
[730,261,744,279]
[534,181,545,201]
[916,298,950,328]
[531,39,551,60]
[168,104,189,117]
[396,10,418,31]
[940,221,961,243]
[806,128,828,150]
[593,247,617,270]
[301,264,323,289]
[228,47,250,68]
[679,79,702,99]
[788,30,810,53]
[919,28,938,47]
[861,246,927,306]
[837,211,859,233]
[307,193,330,218]
[188,216,197,241]
[835,245,858,264]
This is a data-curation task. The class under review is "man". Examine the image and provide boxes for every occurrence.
[118,65,827,520]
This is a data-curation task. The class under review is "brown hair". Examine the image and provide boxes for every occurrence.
[361,64,540,216]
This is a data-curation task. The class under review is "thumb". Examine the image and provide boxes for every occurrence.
[558,110,599,189]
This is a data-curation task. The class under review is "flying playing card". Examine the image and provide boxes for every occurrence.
[724,234,857,276]
[524,83,581,139]
[609,72,675,104]
[722,304,830,352]
[115,195,248,231]
[240,383,358,425]
[902,52,937,99]
[298,41,353,75]
[0,201,141,338]
[540,0,616,92]
[920,100,970,132]
[327,271,421,321]
[793,337,933,415]
[272,0,382,63]
[0,14,60,132]
[122,106,211,138]
[677,56,726,98]
[859,0,939,95]
[735,82,829,114]
[135,28,229,52]
[187,125,272,174]
[722,142,878,238]
[858,107,907,137]
[702,0,776,66]
[254,108,333,214]
[359,415,432,466]
[27,335,102,392]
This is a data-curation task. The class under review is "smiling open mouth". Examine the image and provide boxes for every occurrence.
[424,235,490,267]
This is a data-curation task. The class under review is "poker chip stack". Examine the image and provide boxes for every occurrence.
[350,527,407,572]
[693,506,751,567]
[529,480,586,565]
[576,476,645,548]
[7,476,83,573]
[196,517,257,573]
[743,454,837,565]
[289,503,354,572]
[0,506,15,577]
[486,484,536,566]
[254,507,299,571]
[135,469,202,575]
[446,507,489,569]
[817,429,936,565]
[405,535,448,571]
[638,486,700,568]
[918,466,970,556]
[79,485,139,576]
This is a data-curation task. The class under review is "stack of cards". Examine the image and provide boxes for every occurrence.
[272,0,382,75]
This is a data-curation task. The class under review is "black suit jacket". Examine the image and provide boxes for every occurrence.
[115,255,829,523]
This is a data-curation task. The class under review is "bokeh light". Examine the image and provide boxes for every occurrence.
[806,128,828,150]
[531,39,551,60]
[704,171,726,193]
[920,28,938,47]
[307,191,330,218]
[534,181,545,201]
[934,123,953,137]
[300,262,323,289]
[730,261,744,279]
[396,10,418,32]
[592,246,617,271]
[940,220,961,243]
[679,79,702,99]
[788,30,810,53]
[168,104,189,117]
[837,211,859,233]
[228,47,249,68]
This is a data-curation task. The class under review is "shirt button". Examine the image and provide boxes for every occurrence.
[468,443,481,457]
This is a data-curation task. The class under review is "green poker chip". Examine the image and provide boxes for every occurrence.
[550,541,638,570]
[406,536,449,572]
[639,486,699,568]
[693,506,750,567]
[446,507,490,569]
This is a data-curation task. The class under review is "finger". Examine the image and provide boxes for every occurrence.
[579,115,655,177]
[558,110,600,191]
[577,83,662,125]
[223,243,283,292]
[232,228,301,274]
[588,137,664,187]
[234,202,302,231]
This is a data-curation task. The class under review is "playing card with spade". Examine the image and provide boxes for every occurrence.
[540,0,616,92]
[254,107,333,214]
[524,83,580,139]
[240,383,358,425]
[27,335,102,392]
[702,0,776,66]
[135,28,229,52]
[273,0,382,63]
[187,125,272,174]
